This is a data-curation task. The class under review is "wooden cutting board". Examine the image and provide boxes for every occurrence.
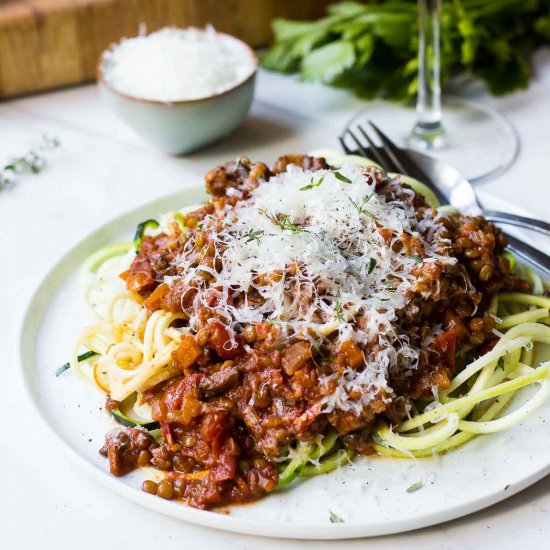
[0,0,331,99]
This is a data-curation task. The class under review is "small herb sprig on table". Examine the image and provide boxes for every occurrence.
[263,0,550,100]
[0,134,60,192]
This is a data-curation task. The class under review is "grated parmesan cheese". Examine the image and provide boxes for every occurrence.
[101,26,256,102]
[171,163,456,415]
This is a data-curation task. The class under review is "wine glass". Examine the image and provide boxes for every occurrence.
[345,0,519,183]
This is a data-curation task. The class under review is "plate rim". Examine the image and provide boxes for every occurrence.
[17,185,550,540]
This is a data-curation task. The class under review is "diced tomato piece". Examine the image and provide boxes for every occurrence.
[431,328,456,373]
[209,321,245,360]
[163,374,202,410]
[126,270,155,292]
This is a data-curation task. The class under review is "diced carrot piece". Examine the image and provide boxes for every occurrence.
[443,310,469,343]
[339,339,364,369]
[282,341,312,375]
[172,335,203,370]
[430,365,452,391]
[145,283,170,311]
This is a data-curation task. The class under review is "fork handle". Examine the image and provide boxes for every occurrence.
[505,234,550,278]
[483,210,550,237]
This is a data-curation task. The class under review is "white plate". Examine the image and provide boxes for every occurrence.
[19,186,550,540]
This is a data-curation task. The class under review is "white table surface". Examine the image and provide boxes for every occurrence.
[2,49,550,549]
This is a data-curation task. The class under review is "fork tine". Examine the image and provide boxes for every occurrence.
[339,135,352,155]
[356,124,396,171]
[345,128,389,172]
[366,121,407,175]
[367,121,448,205]
[345,128,370,159]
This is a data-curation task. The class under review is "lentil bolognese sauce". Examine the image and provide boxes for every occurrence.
[65,153,550,510]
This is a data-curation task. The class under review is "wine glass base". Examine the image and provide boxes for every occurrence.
[343,97,519,183]
[408,121,446,151]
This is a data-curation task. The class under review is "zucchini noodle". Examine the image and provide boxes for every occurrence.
[309,151,550,464]
[374,319,550,457]
[70,208,200,402]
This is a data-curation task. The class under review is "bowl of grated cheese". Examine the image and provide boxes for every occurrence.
[97,26,257,155]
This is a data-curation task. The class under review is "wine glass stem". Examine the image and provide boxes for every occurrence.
[410,0,445,149]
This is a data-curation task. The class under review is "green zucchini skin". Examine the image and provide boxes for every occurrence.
[110,409,160,431]
[133,219,160,252]
[55,350,99,377]
[57,352,160,431]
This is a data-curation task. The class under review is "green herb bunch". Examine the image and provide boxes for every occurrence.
[262,0,550,100]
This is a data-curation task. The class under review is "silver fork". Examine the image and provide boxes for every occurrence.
[340,122,550,277]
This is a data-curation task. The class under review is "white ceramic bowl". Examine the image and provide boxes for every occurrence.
[97,31,257,155]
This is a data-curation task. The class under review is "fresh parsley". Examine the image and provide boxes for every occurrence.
[262,1,550,100]
[329,510,345,523]
[410,254,423,263]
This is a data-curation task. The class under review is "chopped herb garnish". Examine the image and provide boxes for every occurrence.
[367,257,377,274]
[268,318,283,325]
[329,511,345,523]
[300,174,325,191]
[312,343,328,360]
[348,193,376,219]
[333,171,352,184]
[410,254,423,263]
[497,357,505,370]
[241,229,264,244]
[335,300,345,323]
[406,481,423,493]
[260,210,309,234]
